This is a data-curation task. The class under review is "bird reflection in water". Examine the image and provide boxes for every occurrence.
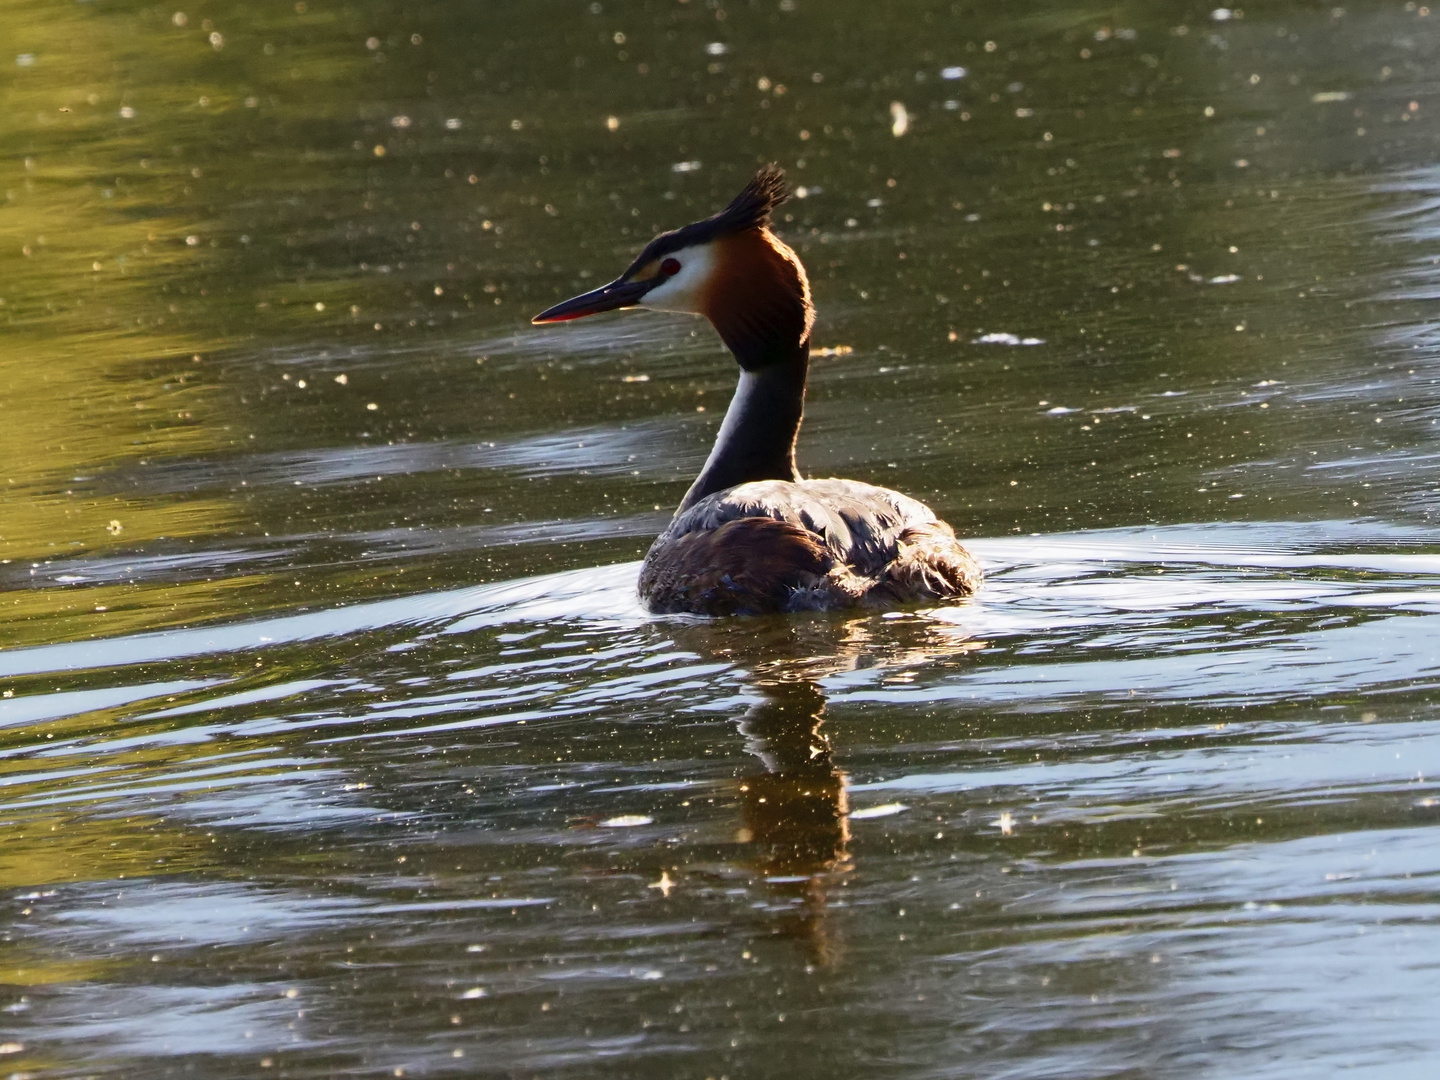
[685,613,985,965]
[736,675,851,965]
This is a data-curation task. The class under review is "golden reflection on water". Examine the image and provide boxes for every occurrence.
[0,810,213,892]
[0,806,210,994]
[0,0,375,645]
[2,4,229,579]
[0,572,270,650]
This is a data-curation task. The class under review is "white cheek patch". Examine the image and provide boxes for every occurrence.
[638,243,715,314]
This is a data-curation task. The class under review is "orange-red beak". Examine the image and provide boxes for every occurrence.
[532,277,654,324]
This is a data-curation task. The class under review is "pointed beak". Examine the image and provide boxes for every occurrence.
[531,277,654,324]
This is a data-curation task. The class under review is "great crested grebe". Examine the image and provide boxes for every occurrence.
[533,165,981,616]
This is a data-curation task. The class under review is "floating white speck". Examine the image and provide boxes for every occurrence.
[119,106,136,119]
[600,814,653,827]
[1311,91,1351,103]
[445,118,462,130]
[1211,7,1233,20]
[391,115,411,128]
[1209,274,1241,284]
[975,332,1044,346]
[940,65,967,80]
[705,42,728,56]
[890,101,910,137]
[866,197,883,208]
[1046,406,1079,414]
[16,54,36,67]
[461,987,486,999]
[851,802,908,820]
[671,160,701,173]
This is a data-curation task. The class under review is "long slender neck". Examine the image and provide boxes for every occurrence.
[678,343,809,513]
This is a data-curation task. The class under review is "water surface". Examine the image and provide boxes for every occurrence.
[3,2,1440,1076]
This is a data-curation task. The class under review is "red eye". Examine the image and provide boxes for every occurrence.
[660,257,682,276]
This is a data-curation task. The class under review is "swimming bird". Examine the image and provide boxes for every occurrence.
[533,165,980,616]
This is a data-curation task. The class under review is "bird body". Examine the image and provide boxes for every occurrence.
[639,478,979,616]
[534,166,981,616]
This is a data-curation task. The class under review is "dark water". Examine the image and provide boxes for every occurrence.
[3,1,1440,1076]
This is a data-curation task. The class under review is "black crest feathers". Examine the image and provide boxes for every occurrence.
[712,164,790,235]
[624,165,792,274]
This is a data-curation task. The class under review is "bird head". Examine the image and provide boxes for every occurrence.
[533,165,814,367]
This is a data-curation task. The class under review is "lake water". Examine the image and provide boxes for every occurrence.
[3,1,1440,1076]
